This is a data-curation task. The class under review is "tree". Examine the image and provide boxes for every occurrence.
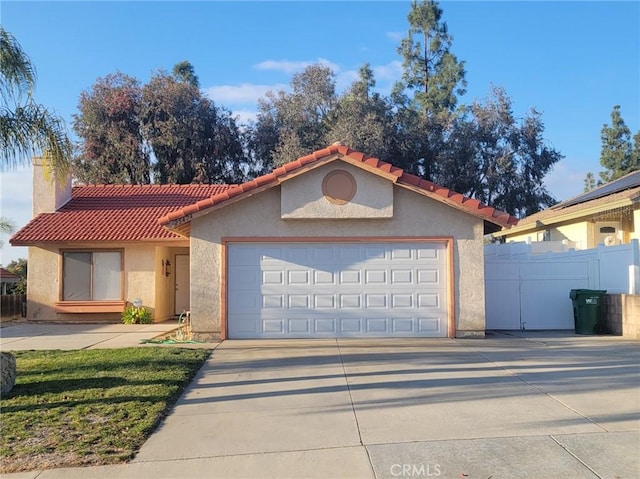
[584,172,596,192]
[140,66,246,184]
[325,64,396,162]
[73,63,247,185]
[172,60,199,88]
[73,72,150,184]
[0,216,15,248]
[5,258,27,295]
[392,0,466,180]
[599,105,640,183]
[436,86,561,217]
[396,0,466,120]
[0,27,72,177]
[253,65,337,167]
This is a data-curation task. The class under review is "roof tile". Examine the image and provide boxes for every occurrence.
[156,145,517,228]
[12,145,519,246]
[10,184,234,244]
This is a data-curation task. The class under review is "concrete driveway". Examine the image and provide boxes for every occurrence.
[6,332,640,479]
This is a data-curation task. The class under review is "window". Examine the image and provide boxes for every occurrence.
[62,251,122,301]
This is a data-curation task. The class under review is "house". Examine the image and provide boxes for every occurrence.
[11,145,517,340]
[0,267,21,295]
[492,171,640,248]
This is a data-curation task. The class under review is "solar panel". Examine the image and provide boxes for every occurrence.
[558,170,640,208]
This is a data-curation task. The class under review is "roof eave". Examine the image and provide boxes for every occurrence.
[492,196,636,238]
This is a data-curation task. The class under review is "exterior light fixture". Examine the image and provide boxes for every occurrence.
[162,259,172,277]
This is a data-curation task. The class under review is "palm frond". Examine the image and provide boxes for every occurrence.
[0,26,36,105]
[0,103,72,176]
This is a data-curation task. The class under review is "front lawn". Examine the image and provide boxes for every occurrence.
[0,347,211,473]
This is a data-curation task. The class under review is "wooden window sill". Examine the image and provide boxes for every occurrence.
[54,301,126,314]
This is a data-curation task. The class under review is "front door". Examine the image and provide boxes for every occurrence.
[174,254,190,315]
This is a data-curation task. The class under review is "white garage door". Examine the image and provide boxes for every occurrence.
[227,242,449,338]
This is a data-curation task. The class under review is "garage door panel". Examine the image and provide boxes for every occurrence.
[391,248,412,259]
[262,270,284,285]
[365,318,388,333]
[365,294,387,308]
[230,266,260,287]
[340,270,361,284]
[392,293,413,308]
[288,270,310,285]
[337,318,359,334]
[392,318,415,333]
[417,269,440,284]
[418,317,441,333]
[314,270,335,284]
[228,242,448,338]
[228,291,261,312]
[288,295,309,309]
[338,246,362,263]
[418,293,440,308]
[263,319,284,334]
[391,269,412,283]
[314,318,336,333]
[314,294,335,308]
[364,246,387,260]
[288,318,310,334]
[365,269,386,284]
[263,294,284,309]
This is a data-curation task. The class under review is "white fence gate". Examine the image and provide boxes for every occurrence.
[484,240,640,330]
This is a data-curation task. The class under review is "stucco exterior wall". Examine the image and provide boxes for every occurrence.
[25,243,162,322]
[507,221,591,249]
[32,157,72,216]
[125,245,156,312]
[632,209,640,242]
[281,163,393,218]
[554,222,591,249]
[190,163,485,339]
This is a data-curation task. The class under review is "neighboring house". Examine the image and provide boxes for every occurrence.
[493,171,640,249]
[0,267,21,295]
[12,145,516,339]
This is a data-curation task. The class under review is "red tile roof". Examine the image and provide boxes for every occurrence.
[10,184,234,245]
[0,267,21,282]
[11,145,518,246]
[159,145,518,228]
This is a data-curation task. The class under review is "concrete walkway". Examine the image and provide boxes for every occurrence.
[3,331,640,479]
[0,321,184,350]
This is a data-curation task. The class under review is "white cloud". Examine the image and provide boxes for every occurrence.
[373,61,404,82]
[334,61,403,95]
[204,59,404,127]
[254,58,340,75]
[204,83,288,106]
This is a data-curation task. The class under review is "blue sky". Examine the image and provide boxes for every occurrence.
[1,1,639,264]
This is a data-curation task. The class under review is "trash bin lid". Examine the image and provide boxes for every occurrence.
[570,289,607,299]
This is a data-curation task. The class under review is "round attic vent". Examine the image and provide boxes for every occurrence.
[322,170,357,205]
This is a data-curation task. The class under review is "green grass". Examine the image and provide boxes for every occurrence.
[0,347,211,473]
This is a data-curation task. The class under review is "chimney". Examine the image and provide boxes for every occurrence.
[32,157,72,217]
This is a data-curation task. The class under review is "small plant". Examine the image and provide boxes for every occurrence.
[121,304,152,324]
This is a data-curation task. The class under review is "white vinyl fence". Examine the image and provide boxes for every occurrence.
[484,239,640,330]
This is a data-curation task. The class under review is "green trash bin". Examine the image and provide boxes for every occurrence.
[569,289,607,335]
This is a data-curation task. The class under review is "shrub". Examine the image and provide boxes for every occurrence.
[121,305,152,324]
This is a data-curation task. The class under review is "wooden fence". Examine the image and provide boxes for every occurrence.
[1,294,26,318]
